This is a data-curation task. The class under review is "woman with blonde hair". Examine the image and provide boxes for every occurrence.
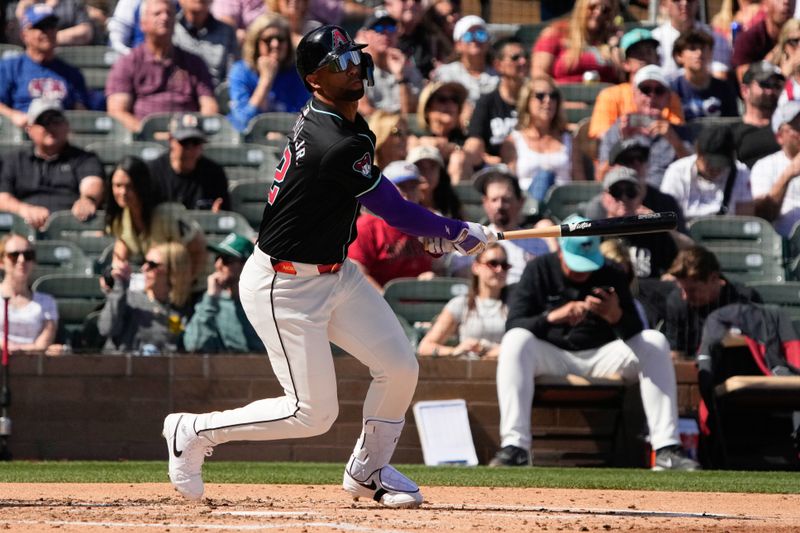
[99,241,194,354]
[266,0,318,48]
[500,77,586,202]
[418,243,510,359]
[531,0,623,83]
[226,12,309,132]
[773,19,800,104]
[369,111,412,168]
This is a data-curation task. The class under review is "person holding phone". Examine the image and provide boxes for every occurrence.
[489,215,699,471]
[598,65,693,188]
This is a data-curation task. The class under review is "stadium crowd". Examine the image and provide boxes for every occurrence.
[1,0,799,469]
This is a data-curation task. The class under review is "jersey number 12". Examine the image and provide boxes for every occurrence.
[267,145,292,205]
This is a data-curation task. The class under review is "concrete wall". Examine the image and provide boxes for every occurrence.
[4,353,699,466]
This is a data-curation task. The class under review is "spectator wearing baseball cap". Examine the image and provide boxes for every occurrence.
[750,100,800,236]
[430,15,498,106]
[585,137,688,235]
[598,64,693,188]
[670,29,740,121]
[661,126,753,221]
[14,0,95,46]
[105,0,218,133]
[407,145,463,220]
[651,0,732,81]
[348,160,435,291]
[730,61,783,168]
[0,98,104,229]
[0,4,91,127]
[491,213,698,471]
[589,28,686,140]
[356,8,423,117]
[184,232,265,354]
[146,113,231,212]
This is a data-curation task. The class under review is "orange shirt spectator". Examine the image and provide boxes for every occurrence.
[589,83,685,139]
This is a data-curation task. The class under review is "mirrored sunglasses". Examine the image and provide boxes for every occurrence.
[371,24,397,34]
[461,29,489,43]
[325,50,362,73]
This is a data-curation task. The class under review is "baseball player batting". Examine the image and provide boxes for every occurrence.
[162,25,495,508]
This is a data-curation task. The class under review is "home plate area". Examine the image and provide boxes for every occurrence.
[0,484,797,532]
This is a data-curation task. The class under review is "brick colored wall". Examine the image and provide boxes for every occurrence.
[3,353,698,465]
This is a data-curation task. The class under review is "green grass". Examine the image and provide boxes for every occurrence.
[0,461,797,494]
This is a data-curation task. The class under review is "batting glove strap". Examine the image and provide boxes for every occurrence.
[419,236,454,256]
[451,222,494,256]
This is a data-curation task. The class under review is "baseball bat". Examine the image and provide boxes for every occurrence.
[496,212,677,241]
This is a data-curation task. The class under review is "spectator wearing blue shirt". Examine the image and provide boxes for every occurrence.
[669,29,739,122]
[226,13,308,133]
[0,5,90,128]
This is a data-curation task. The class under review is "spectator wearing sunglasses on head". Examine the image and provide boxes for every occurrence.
[430,15,499,108]
[146,113,231,212]
[184,233,265,353]
[599,65,693,189]
[356,9,423,117]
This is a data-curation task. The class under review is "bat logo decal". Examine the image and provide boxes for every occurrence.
[567,221,591,232]
[353,153,372,177]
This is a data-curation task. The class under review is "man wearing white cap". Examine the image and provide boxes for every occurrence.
[751,100,800,236]
[599,64,692,188]
[430,15,499,106]
[347,160,435,291]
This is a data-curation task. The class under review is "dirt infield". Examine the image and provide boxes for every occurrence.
[0,483,798,532]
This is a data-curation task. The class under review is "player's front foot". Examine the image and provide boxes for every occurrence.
[343,465,423,508]
[163,412,214,501]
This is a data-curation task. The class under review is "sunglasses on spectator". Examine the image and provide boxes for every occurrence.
[431,93,460,105]
[758,79,783,90]
[143,260,162,270]
[217,255,240,265]
[371,24,397,34]
[4,250,36,262]
[508,53,529,62]
[179,138,205,147]
[639,84,667,97]
[461,29,489,43]
[482,259,511,271]
[608,182,639,200]
[533,91,559,102]
[786,38,800,48]
[261,34,286,44]
[324,50,362,73]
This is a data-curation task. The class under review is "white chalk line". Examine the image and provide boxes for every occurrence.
[212,510,319,517]
[424,503,752,520]
[0,519,405,532]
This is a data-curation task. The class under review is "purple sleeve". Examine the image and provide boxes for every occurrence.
[359,177,466,239]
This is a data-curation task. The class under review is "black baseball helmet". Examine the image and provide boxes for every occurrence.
[296,25,373,91]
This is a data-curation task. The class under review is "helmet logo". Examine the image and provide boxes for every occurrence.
[353,152,372,177]
[332,28,348,49]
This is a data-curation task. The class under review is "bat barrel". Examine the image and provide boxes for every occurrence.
[560,212,677,237]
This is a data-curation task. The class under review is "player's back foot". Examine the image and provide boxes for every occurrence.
[343,465,423,508]
[162,412,214,501]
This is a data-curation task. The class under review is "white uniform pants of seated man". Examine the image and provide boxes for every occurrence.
[164,254,423,508]
[497,328,680,460]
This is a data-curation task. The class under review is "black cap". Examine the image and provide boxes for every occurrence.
[742,61,785,84]
[696,126,735,168]
[362,8,396,31]
[608,136,651,165]
[472,164,522,198]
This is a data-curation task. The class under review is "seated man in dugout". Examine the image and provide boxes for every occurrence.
[489,216,700,471]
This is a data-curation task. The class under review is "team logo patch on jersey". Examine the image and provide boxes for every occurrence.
[332,28,348,49]
[353,153,372,177]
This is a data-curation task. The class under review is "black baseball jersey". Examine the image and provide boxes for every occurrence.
[257,97,380,264]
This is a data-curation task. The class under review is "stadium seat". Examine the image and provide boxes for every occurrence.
[0,44,23,60]
[229,179,270,230]
[55,46,121,90]
[85,140,166,176]
[688,216,784,261]
[64,110,132,147]
[744,281,800,320]
[687,117,742,140]
[203,143,279,182]
[452,182,486,223]
[712,246,786,284]
[541,181,602,222]
[514,22,549,50]
[31,273,106,345]
[0,114,24,143]
[30,239,94,282]
[215,81,231,116]
[243,112,298,144]
[39,210,114,268]
[560,83,613,126]
[382,278,469,348]
[0,141,30,155]
[137,113,239,145]
[0,211,36,240]
[184,209,257,243]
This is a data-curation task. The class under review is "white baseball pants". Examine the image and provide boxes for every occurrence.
[496,328,680,453]
[193,247,418,445]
